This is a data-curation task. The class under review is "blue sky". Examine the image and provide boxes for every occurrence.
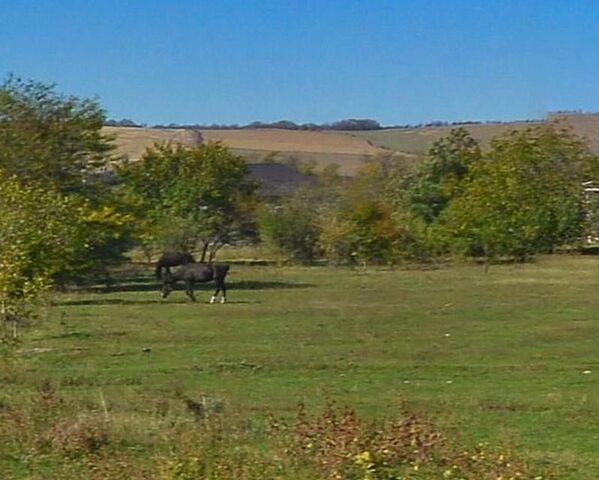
[1,0,598,126]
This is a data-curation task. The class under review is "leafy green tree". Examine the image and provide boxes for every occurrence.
[0,174,96,336]
[439,125,598,260]
[0,77,133,283]
[118,142,255,260]
[406,128,481,223]
[0,76,115,198]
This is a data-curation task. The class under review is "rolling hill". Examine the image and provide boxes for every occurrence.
[201,128,386,175]
[346,114,599,156]
[103,114,599,176]
[103,126,386,175]
[344,121,542,155]
[103,126,202,161]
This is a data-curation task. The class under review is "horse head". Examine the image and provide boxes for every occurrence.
[160,270,175,298]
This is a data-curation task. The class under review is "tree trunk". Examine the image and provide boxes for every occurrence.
[200,242,209,263]
[209,241,222,263]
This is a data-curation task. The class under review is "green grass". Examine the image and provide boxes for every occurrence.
[4,255,599,477]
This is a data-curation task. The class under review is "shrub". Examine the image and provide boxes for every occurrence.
[258,189,322,263]
[0,390,557,480]
[49,415,110,457]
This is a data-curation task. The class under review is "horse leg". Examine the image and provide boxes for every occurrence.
[211,279,226,304]
[185,279,196,302]
[210,286,219,304]
[219,279,227,304]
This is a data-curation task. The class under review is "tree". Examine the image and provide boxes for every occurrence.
[118,142,256,260]
[258,186,322,263]
[0,76,115,199]
[0,77,133,284]
[257,161,348,263]
[406,128,481,223]
[0,174,96,337]
[439,125,598,260]
[319,156,422,264]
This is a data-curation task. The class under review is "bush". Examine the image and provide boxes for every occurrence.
[0,173,133,336]
[258,187,323,263]
[0,175,84,332]
[259,202,320,263]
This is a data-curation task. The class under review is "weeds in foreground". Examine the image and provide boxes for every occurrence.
[268,400,545,480]
[0,384,558,479]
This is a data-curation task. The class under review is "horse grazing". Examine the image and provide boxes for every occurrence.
[155,251,195,279]
[161,263,230,303]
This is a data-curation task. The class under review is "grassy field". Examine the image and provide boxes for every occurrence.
[345,122,543,156]
[554,113,599,152]
[2,255,599,478]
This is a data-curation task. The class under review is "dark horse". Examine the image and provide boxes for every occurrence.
[161,263,230,303]
[155,251,195,280]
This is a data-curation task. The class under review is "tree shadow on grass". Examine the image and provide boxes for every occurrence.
[80,283,161,294]
[56,298,170,306]
[76,279,314,294]
[56,297,262,306]
[229,280,314,290]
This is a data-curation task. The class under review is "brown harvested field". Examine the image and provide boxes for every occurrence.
[104,114,599,176]
[202,128,386,175]
[202,128,389,175]
[104,126,388,175]
[103,126,202,161]
[201,128,383,155]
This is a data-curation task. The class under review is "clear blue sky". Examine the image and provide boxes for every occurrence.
[1,0,598,126]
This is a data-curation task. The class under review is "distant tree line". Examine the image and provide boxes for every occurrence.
[108,117,544,131]
[149,118,383,131]
[104,118,146,127]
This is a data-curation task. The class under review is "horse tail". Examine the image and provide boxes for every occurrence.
[155,262,162,279]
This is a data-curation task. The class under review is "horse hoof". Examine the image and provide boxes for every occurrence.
[220,298,226,304]
[210,296,216,304]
